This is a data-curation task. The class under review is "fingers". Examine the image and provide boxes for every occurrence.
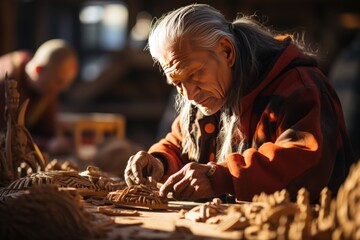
[124,151,164,187]
[125,151,148,186]
[159,170,183,197]
[163,175,202,200]
[171,168,195,199]
[173,178,199,200]
[131,160,144,184]
[147,157,164,182]
[160,162,215,200]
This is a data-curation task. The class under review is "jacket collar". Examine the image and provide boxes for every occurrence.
[239,42,311,116]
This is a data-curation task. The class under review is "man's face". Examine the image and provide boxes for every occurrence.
[37,58,78,95]
[160,39,234,115]
[159,39,234,116]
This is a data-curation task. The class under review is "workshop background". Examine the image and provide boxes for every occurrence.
[0,0,359,151]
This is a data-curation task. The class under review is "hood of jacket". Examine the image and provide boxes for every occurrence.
[239,40,318,117]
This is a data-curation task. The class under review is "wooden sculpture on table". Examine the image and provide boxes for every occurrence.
[0,75,121,239]
[0,75,46,187]
[107,183,168,210]
[0,165,126,202]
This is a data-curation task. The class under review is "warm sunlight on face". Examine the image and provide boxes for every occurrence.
[37,58,78,95]
[160,40,233,116]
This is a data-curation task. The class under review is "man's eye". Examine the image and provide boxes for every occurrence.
[188,71,199,82]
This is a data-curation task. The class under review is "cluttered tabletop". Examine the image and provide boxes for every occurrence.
[86,197,243,240]
[0,75,359,240]
[2,160,360,240]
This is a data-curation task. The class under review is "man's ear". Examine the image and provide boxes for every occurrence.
[217,37,235,67]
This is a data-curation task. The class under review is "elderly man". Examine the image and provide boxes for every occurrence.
[0,39,78,153]
[125,4,355,202]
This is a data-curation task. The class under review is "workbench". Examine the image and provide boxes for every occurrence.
[86,201,243,240]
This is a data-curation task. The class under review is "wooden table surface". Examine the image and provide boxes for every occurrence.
[87,201,243,240]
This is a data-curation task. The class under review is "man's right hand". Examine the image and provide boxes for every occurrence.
[124,151,164,186]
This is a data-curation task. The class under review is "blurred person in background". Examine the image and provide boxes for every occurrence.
[0,39,79,154]
[124,4,355,203]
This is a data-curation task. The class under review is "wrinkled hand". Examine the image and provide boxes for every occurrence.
[124,151,164,186]
[159,162,215,201]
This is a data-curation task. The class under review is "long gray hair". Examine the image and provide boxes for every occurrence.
[147,4,299,162]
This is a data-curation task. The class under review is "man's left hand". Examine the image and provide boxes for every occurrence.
[159,162,215,201]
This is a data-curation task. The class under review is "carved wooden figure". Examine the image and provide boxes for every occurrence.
[106,183,168,210]
[0,165,125,201]
[183,198,227,223]
[312,187,336,239]
[334,160,360,239]
[0,75,46,186]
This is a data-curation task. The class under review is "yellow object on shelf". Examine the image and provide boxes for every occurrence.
[56,112,126,160]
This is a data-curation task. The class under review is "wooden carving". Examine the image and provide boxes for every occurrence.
[181,198,227,223]
[0,165,125,201]
[106,183,168,210]
[334,160,360,239]
[45,159,79,172]
[79,165,126,194]
[0,75,46,187]
[179,161,360,240]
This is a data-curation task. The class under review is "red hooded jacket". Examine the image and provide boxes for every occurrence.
[149,42,355,202]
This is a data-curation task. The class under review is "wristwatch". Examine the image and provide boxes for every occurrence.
[206,165,217,177]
